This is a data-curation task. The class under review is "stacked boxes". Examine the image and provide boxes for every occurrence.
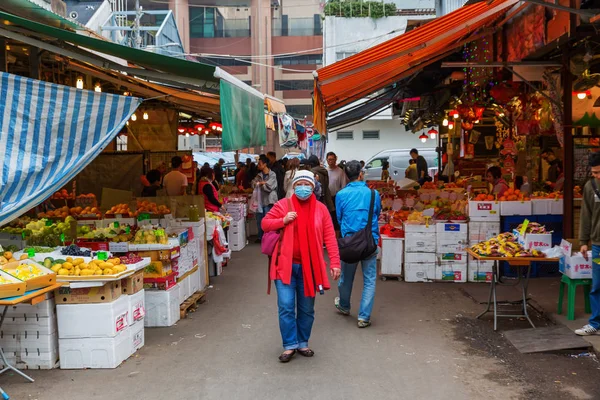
[0,296,58,369]
[467,221,500,283]
[404,223,436,282]
[435,223,467,283]
[380,236,403,277]
[228,220,247,252]
[144,284,180,327]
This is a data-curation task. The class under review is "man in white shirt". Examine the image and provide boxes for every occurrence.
[326,152,348,232]
[163,156,188,196]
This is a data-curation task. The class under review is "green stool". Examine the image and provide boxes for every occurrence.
[557,274,592,320]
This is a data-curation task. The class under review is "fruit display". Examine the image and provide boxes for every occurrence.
[3,262,46,281]
[531,191,563,199]
[51,189,74,200]
[420,182,437,190]
[120,254,143,265]
[515,222,548,234]
[22,246,55,254]
[406,210,426,224]
[60,244,92,257]
[0,275,11,284]
[23,217,75,247]
[574,186,582,199]
[38,206,71,219]
[473,193,496,201]
[133,228,169,245]
[390,209,411,222]
[435,210,467,222]
[497,188,530,202]
[0,251,24,265]
[75,193,97,206]
[470,233,544,258]
[134,200,171,216]
[45,256,127,277]
[78,226,133,242]
[69,206,102,218]
[106,203,132,216]
[440,182,461,189]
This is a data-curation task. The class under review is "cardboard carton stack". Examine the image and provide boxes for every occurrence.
[435,223,467,283]
[0,295,58,369]
[404,223,436,282]
[467,221,500,283]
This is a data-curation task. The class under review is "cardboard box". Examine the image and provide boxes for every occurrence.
[405,233,436,253]
[56,295,129,339]
[404,252,436,264]
[500,201,532,216]
[136,250,174,262]
[438,253,466,262]
[559,240,593,279]
[436,222,468,235]
[55,281,122,304]
[122,270,144,295]
[468,201,500,221]
[143,260,172,278]
[404,263,435,282]
[58,329,130,369]
[435,261,467,283]
[468,221,501,243]
[513,230,553,251]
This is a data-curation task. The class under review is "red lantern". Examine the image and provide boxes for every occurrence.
[474,105,485,119]
[177,126,186,134]
[428,128,438,140]
[194,124,205,133]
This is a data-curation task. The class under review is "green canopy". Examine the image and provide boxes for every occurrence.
[0,11,218,88]
[0,0,81,30]
[220,79,267,152]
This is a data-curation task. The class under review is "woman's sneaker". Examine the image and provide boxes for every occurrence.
[334,297,350,316]
[358,320,371,328]
[575,324,599,336]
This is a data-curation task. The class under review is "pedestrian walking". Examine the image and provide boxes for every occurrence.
[262,170,341,362]
[252,155,278,243]
[326,152,348,233]
[334,161,382,328]
[576,152,600,336]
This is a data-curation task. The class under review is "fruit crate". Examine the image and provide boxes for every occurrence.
[75,240,109,251]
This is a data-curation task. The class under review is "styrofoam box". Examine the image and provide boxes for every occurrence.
[59,329,130,369]
[532,199,551,215]
[500,201,532,216]
[435,262,467,283]
[559,253,593,279]
[179,275,191,304]
[404,223,436,233]
[436,222,468,235]
[230,241,246,252]
[1,331,58,353]
[144,285,180,327]
[550,199,563,215]
[0,316,57,336]
[404,252,436,264]
[438,253,466,262]
[514,231,553,251]
[381,236,403,276]
[2,347,58,370]
[189,269,200,294]
[468,221,501,243]
[57,295,129,339]
[437,237,468,254]
[468,256,495,283]
[6,297,55,319]
[129,322,145,355]
[405,233,436,253]
[404,263,435,282]
[128,290,145,326]
[468,201,500,221]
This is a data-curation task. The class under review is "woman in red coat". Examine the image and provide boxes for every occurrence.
[262,170,341,363]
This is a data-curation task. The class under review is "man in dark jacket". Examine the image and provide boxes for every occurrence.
[308,155,335,213]
[267,151,285,200]
[213,158,225,185]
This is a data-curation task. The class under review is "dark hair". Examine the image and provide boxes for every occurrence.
[200,166,214,179]
[382,161,389,170]
[267,151,277,159]
[409,159,415,165]
[326,152,337,159]
[218,158,225,164]
[246,158,252,163]
[171,156,183,168]
[146,169,161,184]
[410,148,419,155]
[589,152,600,167]
[258,154,270,168]
[345,160,362,181]
[486,166,502,180]
[308,155,320,168]
[541,148,554,156]
[515,176,524,190]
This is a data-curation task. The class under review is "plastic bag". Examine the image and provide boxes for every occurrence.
[543,246,565,258]
[249,187,261,214]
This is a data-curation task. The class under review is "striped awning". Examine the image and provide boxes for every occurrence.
[0,72,141,226]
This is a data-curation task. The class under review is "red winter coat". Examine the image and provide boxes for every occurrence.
[262,196,340,289]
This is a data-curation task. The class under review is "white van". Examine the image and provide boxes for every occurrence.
[363,148,439,181]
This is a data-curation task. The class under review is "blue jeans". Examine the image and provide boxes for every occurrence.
[256,205,272,240]
[590,245,600,329]
[275,264,315,350]
[338,250,378,322]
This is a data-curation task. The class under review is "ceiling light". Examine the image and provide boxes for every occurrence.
[498,112,505,117]
[448,121,455,130]
[419,133,428,143]
[577,92,587,100]
[475,119,480,124]
[442,116,448,127]
[428,128,438,140]
[451,110,459,119]
[94,83,101,93]
[76,77,84,90]
[143,112,149,120]
[131,113,137,121]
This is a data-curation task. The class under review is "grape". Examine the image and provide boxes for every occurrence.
[60,244,91,257]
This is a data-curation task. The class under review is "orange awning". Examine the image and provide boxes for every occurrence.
[313,0,519,133]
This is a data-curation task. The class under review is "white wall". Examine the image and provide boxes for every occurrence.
[326,119,436,162]
[391,0,435,9]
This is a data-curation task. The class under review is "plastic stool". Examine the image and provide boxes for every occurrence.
[557,274,592,320]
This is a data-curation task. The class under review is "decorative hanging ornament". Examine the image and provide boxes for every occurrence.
[419,133,429,143]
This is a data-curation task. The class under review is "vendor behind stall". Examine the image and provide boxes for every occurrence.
[197,166,222,212]
[141,170,162,197]
[541,148,563,191]
[486,166,509,197]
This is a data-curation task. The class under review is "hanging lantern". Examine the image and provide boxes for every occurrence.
[448,121,455,130]
[131,113,137,121]
[419,133,428,143]
[442,115,449,127]
[177,126,187,134]
[94,83,102,93]
[451,109,459,119]
[209,122,223,132]
[194,123,205,133]
[76,77,84,90]
[143,112,149,120]
[428,128,438,140]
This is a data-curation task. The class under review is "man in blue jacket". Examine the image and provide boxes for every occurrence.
[334,160,382,328]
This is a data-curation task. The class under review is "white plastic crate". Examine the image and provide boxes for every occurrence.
[144,285,180,327]
[404,252,436,264]
[404,233,436,253]
[467,257,494,283]
[127,290,145,326]
[129,322,144,355]
[189,269,200,294]
[58,329,130,369]
[404,263,435,282]
[468,221,501,243]
[0,316,57,336]
[57,295,129,339]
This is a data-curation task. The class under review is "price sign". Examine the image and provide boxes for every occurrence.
[60,233,65,243]
[125,226,130,234]
[46,220,53,226]
[137,213,150,221]
[520,219,529,236]
[27,248,35,258]
[114,222,120,228]
[98,251,108,261]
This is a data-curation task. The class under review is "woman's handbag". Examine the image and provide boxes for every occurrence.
[261,198,292,256]
[337,190,377,264]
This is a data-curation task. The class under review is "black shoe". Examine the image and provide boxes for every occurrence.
[279,350,296,363]
[255,238,261,244]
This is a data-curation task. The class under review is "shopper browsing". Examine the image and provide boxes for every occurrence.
[163,156,188,196]
[213,158,225,185]
[334,161,382,328]
[141,170,162,197]
[326,152,348,232]
[197,166,222,212]
[267,151,286,200]
[576,152,600,336]
[252,155,278,243]
[283,158,300,198]
[410,149,429,185]
[262,170,341,363]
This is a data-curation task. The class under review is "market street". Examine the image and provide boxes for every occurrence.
[3,244,600,400]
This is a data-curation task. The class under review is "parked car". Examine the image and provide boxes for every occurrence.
[363,148,439,181]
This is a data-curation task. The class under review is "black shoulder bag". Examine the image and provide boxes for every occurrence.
[337,190,377,264]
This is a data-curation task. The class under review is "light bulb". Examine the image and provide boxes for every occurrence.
[94,83,101,93]
[475,119,480,124]
[143,112,149,120]
[185,133,190,138]
[453,112,459,119]
[499,112,505,117]
[123,91,130,96]
[76,77,84,90]
[577,92,587,100]
[420,137,427,143]
[448,122,454,130]
[131,113,137,121]
[442,118,448,127]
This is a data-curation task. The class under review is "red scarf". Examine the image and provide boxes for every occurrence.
[292,194,327,298]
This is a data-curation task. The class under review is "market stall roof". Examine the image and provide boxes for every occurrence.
[0,0,82,30]
[0,11,219,90]
[313,0,520,133]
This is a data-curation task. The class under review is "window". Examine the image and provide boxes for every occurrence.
[274,54,322,66]
[362,130,380,140]
[366,158,387,169]
[336,51,356,61]
[286,105,313,118]
[116,135,127,152]
[196,57,251,67]
[274,80,313,91]
[336,131,353,140]
[189,7,216,38]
